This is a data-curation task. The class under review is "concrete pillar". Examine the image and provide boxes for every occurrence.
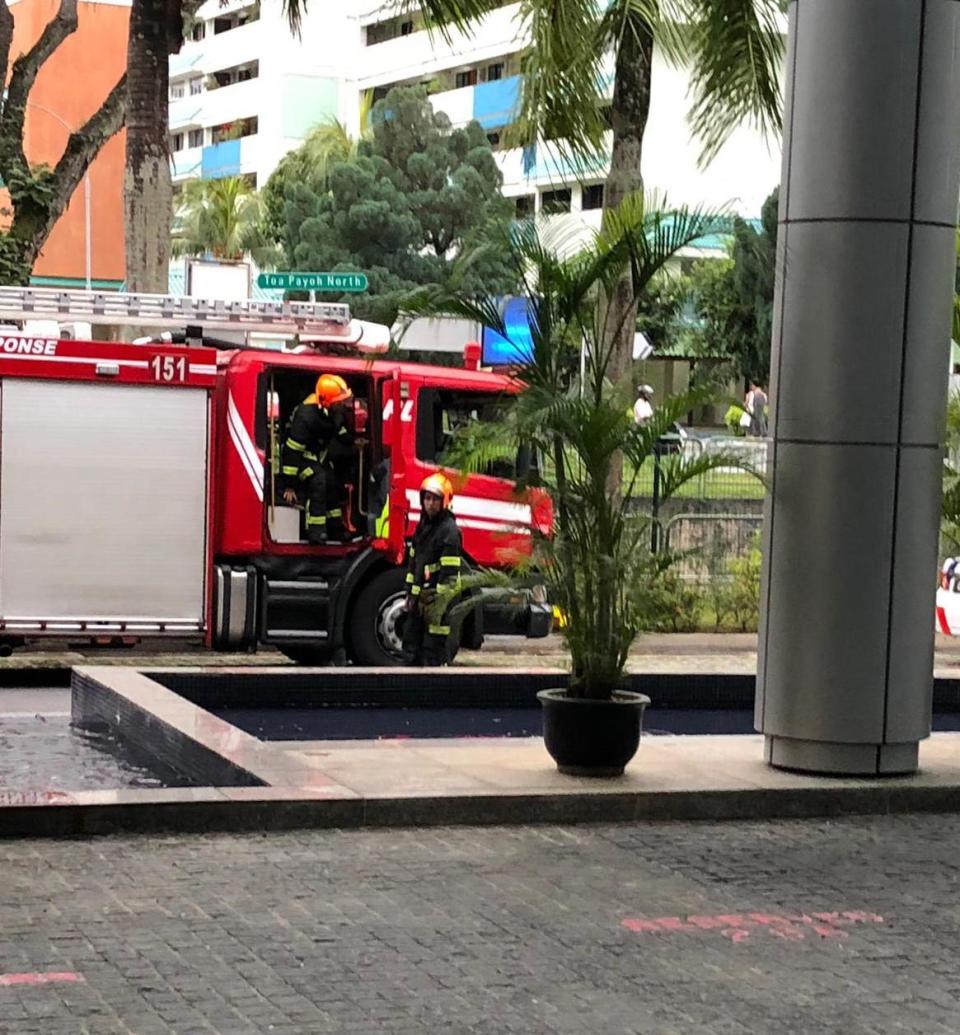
[757,0,960,775]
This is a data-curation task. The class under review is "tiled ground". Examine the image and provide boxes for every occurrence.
[0,814,958,1033]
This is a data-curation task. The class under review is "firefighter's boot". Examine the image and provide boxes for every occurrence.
[305,501,327,544]
[325,507,345,542]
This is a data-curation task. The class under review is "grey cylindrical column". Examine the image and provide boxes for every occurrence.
[757,0,960,775]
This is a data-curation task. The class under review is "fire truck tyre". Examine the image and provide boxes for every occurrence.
[278,646,332,666]
[348,569,461,667]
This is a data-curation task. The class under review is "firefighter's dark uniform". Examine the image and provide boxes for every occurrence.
[279,394,354,543]
[401,507,462,666]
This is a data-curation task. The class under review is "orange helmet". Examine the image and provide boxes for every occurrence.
[316,373,352,408]
[420,473,453,509]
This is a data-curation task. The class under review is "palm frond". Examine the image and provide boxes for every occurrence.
[505,0,608,156]
[683,0,785,166]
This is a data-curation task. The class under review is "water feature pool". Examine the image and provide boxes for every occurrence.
[214,706,960,742]
[0,690,193,790]
[214,706,755,740]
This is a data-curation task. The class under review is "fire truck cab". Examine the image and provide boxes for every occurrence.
[0,287,552,664]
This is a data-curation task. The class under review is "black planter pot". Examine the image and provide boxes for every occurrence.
[537,688,651,777]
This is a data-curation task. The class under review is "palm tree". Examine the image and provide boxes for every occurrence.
[172,176,269,262]
[420,0,784,382]
[404,195,761,701]
[124,0,302,293]
[300,88,374,179]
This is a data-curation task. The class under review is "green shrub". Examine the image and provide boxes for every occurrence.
[642,569,704,633]
[709,538,762,631]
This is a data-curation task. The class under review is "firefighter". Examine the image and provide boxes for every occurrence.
[279,374,356,544]
[401,473,463,666]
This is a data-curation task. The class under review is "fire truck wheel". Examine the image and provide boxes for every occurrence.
[348,568,461,667]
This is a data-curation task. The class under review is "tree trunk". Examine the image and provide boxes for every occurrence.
[603,20,654,386]
[124,0,180,293]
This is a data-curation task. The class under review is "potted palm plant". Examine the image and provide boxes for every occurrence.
[406,194,761,775]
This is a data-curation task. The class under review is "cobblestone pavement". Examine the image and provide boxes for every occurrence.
[1,815,958,1034]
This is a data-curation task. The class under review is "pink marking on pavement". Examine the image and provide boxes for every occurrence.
[0,972,83,987]
[937,606,951,634]
[621,909,885,944]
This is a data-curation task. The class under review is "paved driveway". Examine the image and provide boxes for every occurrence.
[0,815,956,1034]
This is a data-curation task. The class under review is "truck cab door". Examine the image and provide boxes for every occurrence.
[379,375,409,564]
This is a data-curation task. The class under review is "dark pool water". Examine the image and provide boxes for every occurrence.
[216,707,960,742]
[214,706,756,741]
[0,714,190,790]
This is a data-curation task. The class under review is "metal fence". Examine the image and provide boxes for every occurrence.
[649,433,769,578]
[633,434,769,503]
[663,512,764,581]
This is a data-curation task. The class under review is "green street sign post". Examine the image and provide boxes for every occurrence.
[257,271,368,293]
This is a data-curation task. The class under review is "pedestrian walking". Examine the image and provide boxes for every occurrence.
[745,381,768,437]
[634,384,654,425]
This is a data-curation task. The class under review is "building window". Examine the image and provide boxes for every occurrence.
[189,77,203,96]
[515,194,535,219]
[191,21,204,40]
[582,183,604,210]
[208,61,259,89]
[211,116,258,144]
[170,82,185,100]
[171,132,184,152]
[455,69,478,89]
[214,3,259,34]
[486,62,504,82]
[540,189,572,214]
[365,12,423,44]
[188,128,204,148]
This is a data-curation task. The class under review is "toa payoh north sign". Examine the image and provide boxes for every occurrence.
[257,271,368,293]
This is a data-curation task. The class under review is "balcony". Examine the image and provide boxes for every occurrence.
[201,135,257,179]
[472,75,521,131]
[357,3,524,86]
[169,95,205,130]
[171,147,204,180]
[427,85,474,128]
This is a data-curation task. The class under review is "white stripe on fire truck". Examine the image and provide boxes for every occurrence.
[407,510,532,535]
[0,352,215,378]
[0,353,148,369]
[405,489,532,526]
[227,392,264,501]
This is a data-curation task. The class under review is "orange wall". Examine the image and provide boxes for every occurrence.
[6,0,129,282]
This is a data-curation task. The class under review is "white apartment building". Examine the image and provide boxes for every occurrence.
[168,0,355,189]
[169,0,782,247]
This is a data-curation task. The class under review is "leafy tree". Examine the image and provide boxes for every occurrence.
[268,86,517,326]
[0,0,126,283]
[261,91,374,244]
[423,0,784,383]
[686,186,778,382]
[172,176,269,262]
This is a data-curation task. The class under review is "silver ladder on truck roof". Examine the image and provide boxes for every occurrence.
[0,286,354,336]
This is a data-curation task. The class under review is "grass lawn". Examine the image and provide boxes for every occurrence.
[627,456,766,500]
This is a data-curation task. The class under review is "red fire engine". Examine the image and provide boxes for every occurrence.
[0,287,552,664]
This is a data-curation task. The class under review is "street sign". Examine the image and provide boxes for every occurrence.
[257,271,368,293]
